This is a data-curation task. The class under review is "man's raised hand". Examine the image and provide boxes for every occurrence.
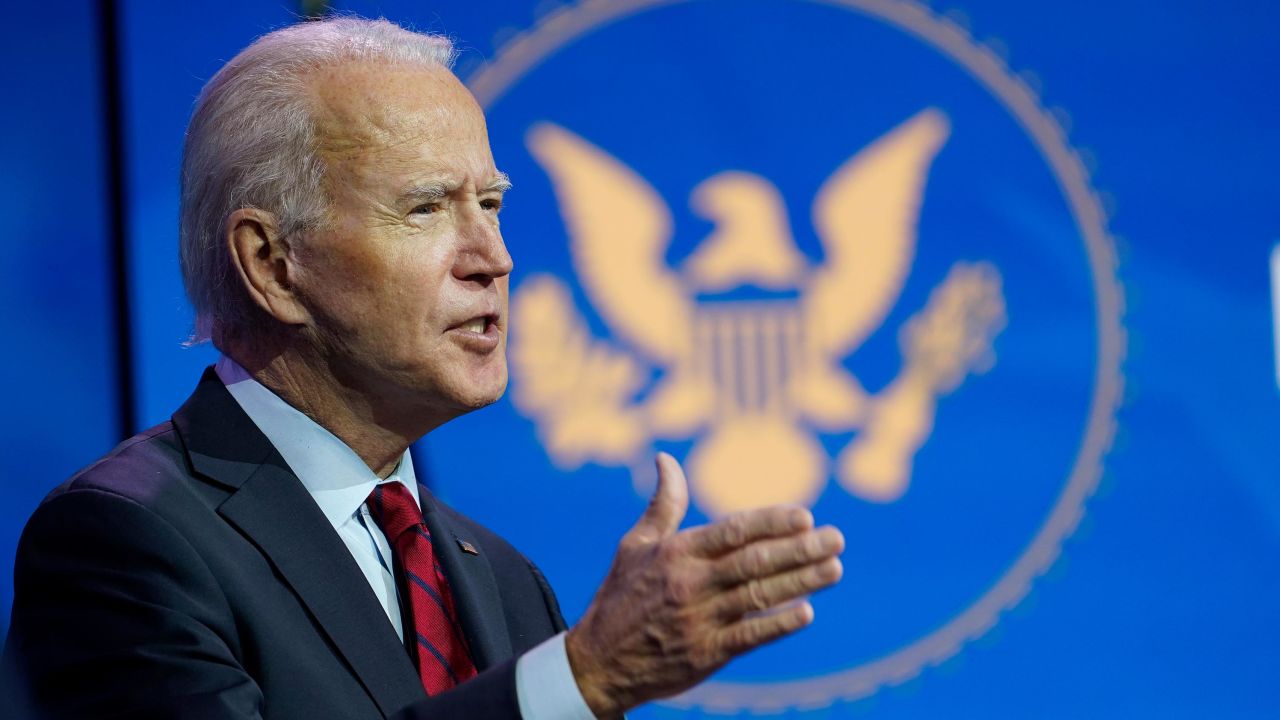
[564,453,845,718]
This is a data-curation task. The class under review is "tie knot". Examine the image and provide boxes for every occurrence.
[366,482,426,542]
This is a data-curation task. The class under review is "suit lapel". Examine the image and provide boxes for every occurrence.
[173,369,425,718]
[419,488,513,670]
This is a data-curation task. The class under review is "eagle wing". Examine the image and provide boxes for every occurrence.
[807,108,951,357]
[527,123,692,363]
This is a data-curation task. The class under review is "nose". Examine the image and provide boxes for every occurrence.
[455,216,514,283]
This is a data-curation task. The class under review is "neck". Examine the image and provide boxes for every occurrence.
[224,334,429,478]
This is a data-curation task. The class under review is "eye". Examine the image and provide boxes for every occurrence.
[410,203,441,215]
[480,197,504,213]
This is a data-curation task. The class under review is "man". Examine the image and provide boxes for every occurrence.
[5,17,843,719]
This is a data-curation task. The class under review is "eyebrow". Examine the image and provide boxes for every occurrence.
[400,181,450,203]
[482,172,513,195]
[398,172,512,203]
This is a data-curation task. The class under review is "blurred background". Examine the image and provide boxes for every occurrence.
[2,0,1277,717]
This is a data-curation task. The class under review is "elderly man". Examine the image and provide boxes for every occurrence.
[5,17,843,719]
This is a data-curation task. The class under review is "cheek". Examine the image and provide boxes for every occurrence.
[297,227,461,340]
[387,248,460,325]
[304,260,384,326]
[295,247,399,337]
[296,229,373,291]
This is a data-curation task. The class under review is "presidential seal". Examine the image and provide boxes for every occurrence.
[441,0,1125,712]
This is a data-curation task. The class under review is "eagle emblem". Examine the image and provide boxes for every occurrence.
[512,108,1007,516]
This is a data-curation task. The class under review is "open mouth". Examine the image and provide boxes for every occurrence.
[454,314,498,334]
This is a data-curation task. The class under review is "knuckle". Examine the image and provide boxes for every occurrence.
[744,579,770,612]
[737,546,766,578]
[753,545,772,574]
[616,535,639,555]
[721,555,748,587]
[789,537,812,566]
[798,566,820,590]
[736,621,763,649]
[618,530,652,554]
[771,507,798,533]
[794,568,818,592]
[722,516,748,548]
[803,532,824,559]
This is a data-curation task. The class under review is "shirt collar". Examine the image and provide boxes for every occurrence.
[214,356,421,531]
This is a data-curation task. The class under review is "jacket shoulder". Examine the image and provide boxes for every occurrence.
[45,421,202,508]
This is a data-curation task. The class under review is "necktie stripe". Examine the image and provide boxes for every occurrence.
[405,569,447,610]
[416,632,460,684]
[404,568,470,642]
[409,526,447,590]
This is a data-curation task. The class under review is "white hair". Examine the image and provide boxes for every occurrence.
[179,17,457,344]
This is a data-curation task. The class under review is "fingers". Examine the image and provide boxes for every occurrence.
[626,452,690,544]
[575,455,845,714]
[717,601,815,658]
[710,556,843,620]
[682,506,815,558]
[712,526,845,588]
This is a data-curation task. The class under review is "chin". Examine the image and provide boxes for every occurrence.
[458,388,503,411]
[455,368,509,411]
[409,356,509,423]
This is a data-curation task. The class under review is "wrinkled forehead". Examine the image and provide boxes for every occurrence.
[309,60,489,169]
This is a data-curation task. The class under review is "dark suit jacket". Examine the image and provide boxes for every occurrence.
[4,369,567,719]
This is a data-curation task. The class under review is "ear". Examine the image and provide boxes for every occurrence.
[225,208,311,326]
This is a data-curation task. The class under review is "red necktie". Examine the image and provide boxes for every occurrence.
[366,483,478,694]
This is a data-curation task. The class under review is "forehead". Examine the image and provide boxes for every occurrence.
[309,60,493,178]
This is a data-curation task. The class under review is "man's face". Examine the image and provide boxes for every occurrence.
[290,61,513,428]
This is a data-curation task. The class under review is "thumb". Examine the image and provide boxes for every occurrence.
[629,452,689,542]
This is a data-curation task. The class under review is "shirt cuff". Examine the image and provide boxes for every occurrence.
[515,631,598,720]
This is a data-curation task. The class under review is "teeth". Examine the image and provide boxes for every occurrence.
[463,318,486,333]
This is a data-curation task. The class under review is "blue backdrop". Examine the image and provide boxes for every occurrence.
[3,1,1277,717]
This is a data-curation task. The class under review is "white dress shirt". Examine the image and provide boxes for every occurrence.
[215,357,595,719]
